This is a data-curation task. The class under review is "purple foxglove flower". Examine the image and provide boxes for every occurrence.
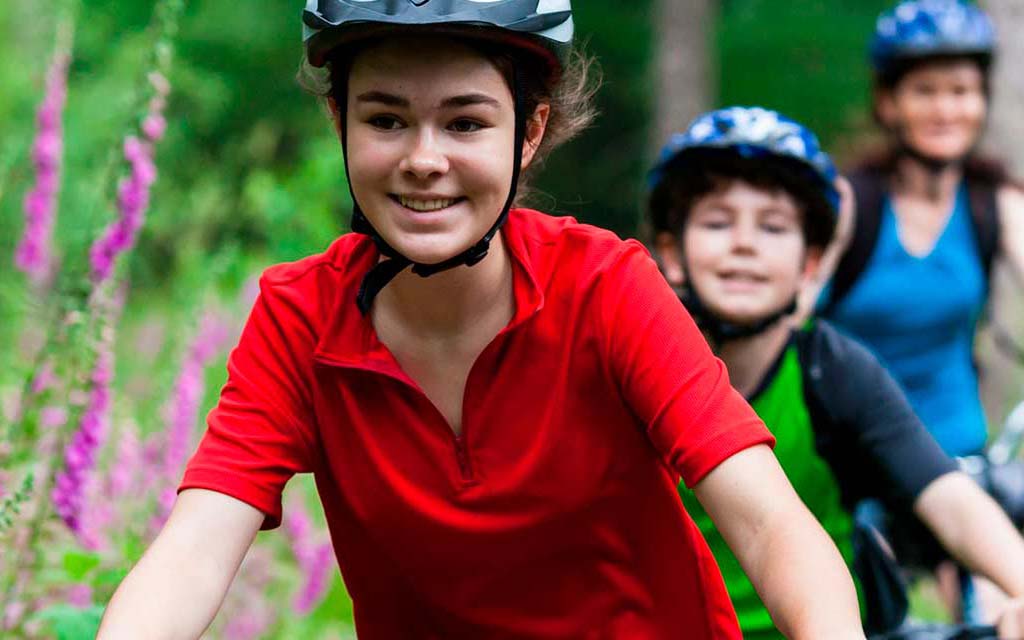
[293,542,334,615]
[15,49,70,282]
[52,347,112,538]
[154,314,231,523]
[285,500,335,615]
[88,67,172,284]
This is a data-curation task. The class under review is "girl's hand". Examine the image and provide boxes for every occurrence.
[996,598,1024,639]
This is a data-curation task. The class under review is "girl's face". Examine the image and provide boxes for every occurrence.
[343,36,546,265]
[878,59,987,161]
[682,181,819,325]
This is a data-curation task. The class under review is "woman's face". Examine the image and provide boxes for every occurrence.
[343,36,544,265]
[879,59,987,162]
[682,180,819,325]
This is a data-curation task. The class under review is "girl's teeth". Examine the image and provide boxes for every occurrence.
[399,196,456,212]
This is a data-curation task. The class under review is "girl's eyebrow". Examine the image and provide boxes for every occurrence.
[440,93,502,109]
[354,91,501,110]
[355,91,409,107]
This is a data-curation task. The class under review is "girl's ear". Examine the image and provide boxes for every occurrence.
[520,103,551,170]
[326,95,343,140]
[654,231,685,289]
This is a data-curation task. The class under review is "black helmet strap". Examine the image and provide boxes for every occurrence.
[678,261,797,345]
[338,66,529,315]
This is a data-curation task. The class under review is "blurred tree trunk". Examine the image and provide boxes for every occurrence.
[978,1,1024,424]
[983,1,1024,172]
[654,0,716,145]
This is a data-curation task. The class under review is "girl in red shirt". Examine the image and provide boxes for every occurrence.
[99,2,864,638]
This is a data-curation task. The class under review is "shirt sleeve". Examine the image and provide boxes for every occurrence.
[598,241,774,488]
[179,275,317,529]
[808,322,958,508]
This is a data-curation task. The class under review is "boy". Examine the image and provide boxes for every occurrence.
[647,106,1024,639]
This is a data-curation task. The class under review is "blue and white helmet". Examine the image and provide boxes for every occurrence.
[303,0,574,71]
[870,0,996,75]
[649,106,840,214]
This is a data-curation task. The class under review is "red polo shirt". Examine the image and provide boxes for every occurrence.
[181,208,773,639]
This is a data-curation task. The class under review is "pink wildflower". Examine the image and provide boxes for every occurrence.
[51,343,111,540]
[89,70,170,283]
[285,500,335,615]
[156,314,231,521]
[14,47,70,282]
[107,421,141,499]
[30,360,56,394]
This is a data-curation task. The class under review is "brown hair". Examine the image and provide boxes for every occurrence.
[297,35,600,200]
[647,150,837,249]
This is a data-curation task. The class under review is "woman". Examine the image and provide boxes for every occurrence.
[822,0,1024,459]
[98,2,864,638]
[820,0,1024,620]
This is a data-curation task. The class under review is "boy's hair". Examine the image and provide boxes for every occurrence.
[298,37,601,200]
[647,149,836,249]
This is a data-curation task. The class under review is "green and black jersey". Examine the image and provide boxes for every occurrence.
[679,320,957,639]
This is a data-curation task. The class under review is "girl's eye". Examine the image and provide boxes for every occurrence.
[448,119,484,134]
[761,224,789,234]
[368,115,404,130]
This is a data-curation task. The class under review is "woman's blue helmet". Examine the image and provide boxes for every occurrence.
[649,106,840,215]
[870,0,996,75]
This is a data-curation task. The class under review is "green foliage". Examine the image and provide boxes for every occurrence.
[61,551,101,582]
[0,473,34,533]
[34,604,104,640]
[717,0,892,159]
[533,2,655,235]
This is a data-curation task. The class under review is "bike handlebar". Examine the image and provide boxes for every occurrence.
[868,622,998,640]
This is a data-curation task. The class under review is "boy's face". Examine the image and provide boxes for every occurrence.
[671,180,821,326]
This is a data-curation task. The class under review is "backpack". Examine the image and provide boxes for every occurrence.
[821,167,1000,315]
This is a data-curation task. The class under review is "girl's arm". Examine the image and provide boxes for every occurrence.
[97,489,264,640]
[998,185,1024,288]
[694,445,865,640]
[914,471,1024,633]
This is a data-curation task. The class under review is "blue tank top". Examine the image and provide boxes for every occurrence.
[825,185,988,457]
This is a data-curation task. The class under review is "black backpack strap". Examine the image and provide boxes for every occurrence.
[822,169,887,315]
[965,180,1000,291]
[794,324,835,434]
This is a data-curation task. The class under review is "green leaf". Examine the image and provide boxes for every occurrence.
[93,567,129,587]
[35,604,105,640]
[62,551,101,581]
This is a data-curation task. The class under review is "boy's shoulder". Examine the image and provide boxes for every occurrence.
[798,319,884,377]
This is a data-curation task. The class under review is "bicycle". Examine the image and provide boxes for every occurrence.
[857,399,1024,634]
[868,621,998,639]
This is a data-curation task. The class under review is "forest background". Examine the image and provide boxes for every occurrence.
[1,0,1022,638]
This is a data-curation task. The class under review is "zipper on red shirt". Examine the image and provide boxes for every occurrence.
[453,435,474,482]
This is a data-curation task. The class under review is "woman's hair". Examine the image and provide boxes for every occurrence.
[647,150,836,249]
[298,36,600,198]
[852,146,1016,191]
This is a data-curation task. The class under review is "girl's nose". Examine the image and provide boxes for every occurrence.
[399,129,449,179]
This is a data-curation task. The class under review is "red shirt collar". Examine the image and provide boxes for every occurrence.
[313,210,545,376]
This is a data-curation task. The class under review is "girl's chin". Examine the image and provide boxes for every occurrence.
[385,238,479,266]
